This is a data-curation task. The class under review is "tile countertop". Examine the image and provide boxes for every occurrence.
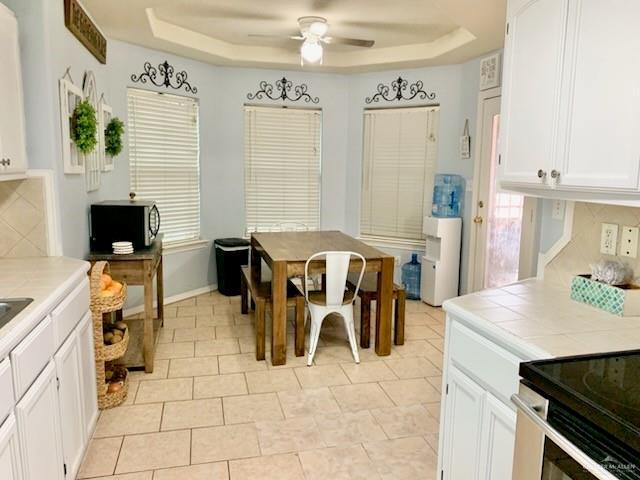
[0,256,90,358]
[443,278,640,361]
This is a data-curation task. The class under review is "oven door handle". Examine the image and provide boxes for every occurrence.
[511,394,619,480]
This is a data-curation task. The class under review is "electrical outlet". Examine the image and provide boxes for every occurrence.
[551,200,565,220]
[620,226,639,258]
[600,223,618,255]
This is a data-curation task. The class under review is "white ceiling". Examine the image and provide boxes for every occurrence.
[83,0,507,72]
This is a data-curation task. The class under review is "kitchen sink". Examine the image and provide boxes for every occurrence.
[0,298,33,329]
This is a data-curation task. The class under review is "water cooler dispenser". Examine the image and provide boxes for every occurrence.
[420,216,462,306]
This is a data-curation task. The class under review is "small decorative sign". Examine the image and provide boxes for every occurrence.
[460,119,471,160]
[64,0,107,64]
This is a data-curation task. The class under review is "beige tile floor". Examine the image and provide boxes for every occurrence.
[78,291,445,480]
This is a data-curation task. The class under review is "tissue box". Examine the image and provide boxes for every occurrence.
[570,274,640,316]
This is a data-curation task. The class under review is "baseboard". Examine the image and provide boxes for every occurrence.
[123,283,217,317]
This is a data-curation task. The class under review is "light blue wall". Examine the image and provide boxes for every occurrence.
[345,56,485,292]
[5,0,489,302]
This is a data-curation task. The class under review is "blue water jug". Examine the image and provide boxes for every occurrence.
[432,174,465,218]
[401,253,422,300]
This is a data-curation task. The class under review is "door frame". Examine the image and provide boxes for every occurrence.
[466,87,538,292]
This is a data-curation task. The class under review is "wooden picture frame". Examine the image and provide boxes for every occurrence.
[479,53,501,91]
[59,77,84,174]
[83,71,101,192]
[64,0,107,64]
[98,98,114,172]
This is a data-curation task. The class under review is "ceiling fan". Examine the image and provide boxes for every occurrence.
[250,16,375,65]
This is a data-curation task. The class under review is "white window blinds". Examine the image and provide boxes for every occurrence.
[244,106,321,233]
[128,88,201,245]
[360,106,439,242]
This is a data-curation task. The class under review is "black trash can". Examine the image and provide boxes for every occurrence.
[214,238,250,296]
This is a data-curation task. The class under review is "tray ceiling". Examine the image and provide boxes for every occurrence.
[82,0,506,72]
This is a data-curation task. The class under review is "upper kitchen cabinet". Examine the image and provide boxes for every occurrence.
[0,4,28,178]
[500,0,569,186]
[499,0,640,197]
[558,0,640,190]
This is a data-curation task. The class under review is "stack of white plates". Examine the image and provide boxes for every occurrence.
[112,241,134,255]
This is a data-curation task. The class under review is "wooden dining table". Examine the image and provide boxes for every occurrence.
[250,230,395,366]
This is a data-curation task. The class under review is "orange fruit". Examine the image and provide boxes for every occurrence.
[100,289,115,298]
[100,273,112,290]
[109,280,123,293]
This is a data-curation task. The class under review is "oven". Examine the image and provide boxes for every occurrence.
[511,382,640,480]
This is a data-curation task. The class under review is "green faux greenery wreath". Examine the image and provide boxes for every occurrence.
[104,117,125,157]
[71,100,97,154]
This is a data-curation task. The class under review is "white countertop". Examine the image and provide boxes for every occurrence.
[443,278,640,360]
[0,256,90,358]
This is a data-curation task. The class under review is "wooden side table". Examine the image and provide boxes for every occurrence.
[89,235,164,373]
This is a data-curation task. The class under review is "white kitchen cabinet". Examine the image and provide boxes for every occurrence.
[478,393,517,480]
[0,414,23,480]
[499,0,640,197]
[55,331,86,480]
[441,366,486,479]
[439,318,520,480]
[557,0,640,191]
[15,361,65,480]
[76,313,98,440]
[0,4,28,177]
[499,0,569,186]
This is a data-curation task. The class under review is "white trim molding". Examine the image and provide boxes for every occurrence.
[27,169,63,256]
[536,201,575,279]
[123,283,217,317]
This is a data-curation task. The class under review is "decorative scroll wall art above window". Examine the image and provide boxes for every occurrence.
[365,76,436,104]
[247,77,319,104]
[130,60,198,94]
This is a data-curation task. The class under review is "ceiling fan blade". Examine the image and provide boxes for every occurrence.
[341,20,453,36]
[248,34,304,41]
[324,36,375,48]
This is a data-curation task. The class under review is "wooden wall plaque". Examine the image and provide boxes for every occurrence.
[64,0,107,64]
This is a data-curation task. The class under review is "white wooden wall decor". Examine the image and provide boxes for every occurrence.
[82,71,100,191]
[58,72,84,174]
[98,95,113,172]
[479,53,501,90]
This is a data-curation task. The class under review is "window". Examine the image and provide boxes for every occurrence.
[128,88,201,245]
[360,106,439,243]
[244,106,322,233]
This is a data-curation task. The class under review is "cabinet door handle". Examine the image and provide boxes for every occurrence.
[550,169,560,180]
[537,169,547,180]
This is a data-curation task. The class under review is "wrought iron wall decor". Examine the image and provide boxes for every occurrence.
[131,61,198,94]
[365,76,435,104]
[247,77,319,104]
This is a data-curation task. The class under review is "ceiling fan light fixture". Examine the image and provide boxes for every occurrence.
[308,20,329,37]
[300,40,323,64]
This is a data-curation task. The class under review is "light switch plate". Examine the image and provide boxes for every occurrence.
[600,223,618,255]
[620,226,639,258]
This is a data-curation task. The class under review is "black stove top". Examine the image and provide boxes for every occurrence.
[521,349,640,456]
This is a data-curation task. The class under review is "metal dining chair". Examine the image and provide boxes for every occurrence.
[304,251,366,366]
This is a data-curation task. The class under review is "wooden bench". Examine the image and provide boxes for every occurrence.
[240,266,306,361]
[347,273,405,348]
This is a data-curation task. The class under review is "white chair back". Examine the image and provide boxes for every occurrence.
[305,251,366,307]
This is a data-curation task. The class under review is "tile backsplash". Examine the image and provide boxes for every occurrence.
[0,178,48,257]
[545,202,640,286]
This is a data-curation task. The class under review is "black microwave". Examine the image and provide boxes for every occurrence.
[90,200,160,251]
